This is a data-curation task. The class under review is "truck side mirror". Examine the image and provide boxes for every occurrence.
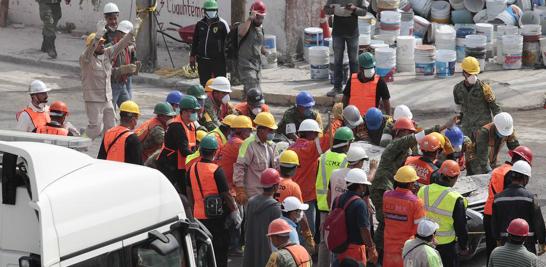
[148,230,180,256]
[19,255,40,267]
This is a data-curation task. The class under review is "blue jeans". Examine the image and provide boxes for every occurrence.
[333,35,359,89]
[112,81,130,108]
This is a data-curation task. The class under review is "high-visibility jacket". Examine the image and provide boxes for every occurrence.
[405,156,438,185]
[348,74,379,116]
[185,151,201,171]
[103,125,133,163]
[216,136,244,191]
[484,163,512,215]
[36,124,68,136]
[135,117,166,161]
[160,116,197,170]
[284,244,312,267]
[188,161,220,220]
[316,150,347,212]
[211,127,228,148]
[16,107,51,131]
[418,183,468,245]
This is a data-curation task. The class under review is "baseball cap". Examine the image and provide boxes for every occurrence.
[417,219,440,237]
[281,196,309,212]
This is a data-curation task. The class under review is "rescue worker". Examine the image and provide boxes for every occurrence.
[35,101,70,136]
[186,84,208,125]
[359,107,392,145]
[324,0,367,97]
[110,20,138,108]
[203,76,233,131]
[244,168,282,267]
[277,91,323,140]
[492,161,546,254]
[383,166,426,267]
[418,160,469,267]
[97,100,143,165]
[38,0,70,58]
[265,218,312,267]
[453,56,501,136]
[80,15,142,140]
[238,0,267,96]
[402,219,443,267]
[405,134,442,185]
[483,146,533,262]
[17,80,51,132]
[166,90,183,112]
[342,52,391,115]
[468,112,519,175]
[157,95,200,192]
[211,114,235,149]
[332,168,378,265]
[276,150,303,202]
[135,102,176,162]
[186,135,241,267]
[233,87,270,120]
[279,196,309,246]
[489,219,540,267]
[102,2,120,45]
[233,112,279,203]
[190,0,229,86]
[380,104,414,147]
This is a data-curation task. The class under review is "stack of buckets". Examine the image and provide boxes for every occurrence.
[475,23,495,57]
[415,45,436,79]
[396,36,416,72]
[465,34,487,71]
[380,11,402,37]
[414,16,431,39]
[435,25,456,50]
[521,24,542,66]
[400,12,414,36]
[502,33,524,69]
[304,27,323,62]
[375,47,397,82]
[496,25,519,64]
[262,34,277,69]
[455,24,475,61]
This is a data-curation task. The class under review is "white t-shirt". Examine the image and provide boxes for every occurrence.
[329,168,350,207]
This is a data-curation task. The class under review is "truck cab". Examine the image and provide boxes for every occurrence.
[0,141,216,267]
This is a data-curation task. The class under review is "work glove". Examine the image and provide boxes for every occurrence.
[234,187,248,205]
[225,209,243,229]
[366,246,378,264]
[96,20,107,38]
[332,102,344,120]
[120,64,138,75]
[538,244,546,256]
[190,55,196,69]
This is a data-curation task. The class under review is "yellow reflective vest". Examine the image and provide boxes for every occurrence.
[316,150,347,212]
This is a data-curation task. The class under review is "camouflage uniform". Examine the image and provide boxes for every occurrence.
[201,98,233,131]
[38,0,62,57]
[453,80,501,137]
[277,106,323,137]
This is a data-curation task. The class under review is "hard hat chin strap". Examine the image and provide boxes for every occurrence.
[332,141,350,149]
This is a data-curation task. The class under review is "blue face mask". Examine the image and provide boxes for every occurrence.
[303,108,313,118]
[267,132,275,141]
[190,112,198,122]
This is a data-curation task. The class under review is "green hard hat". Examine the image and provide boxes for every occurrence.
[200,134,219,150]
[334,126,355,141]
[154,102,177,116]
[358,52,376,69]
[180,95,201,110]
[203,0,218,10]
[187,84,207,100]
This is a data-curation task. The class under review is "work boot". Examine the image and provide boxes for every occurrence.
[326,87,342,97]
[47,36,57,59]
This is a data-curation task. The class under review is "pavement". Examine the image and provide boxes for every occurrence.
[1,25,545,113]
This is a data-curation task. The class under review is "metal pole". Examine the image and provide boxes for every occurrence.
[153,12,175,68]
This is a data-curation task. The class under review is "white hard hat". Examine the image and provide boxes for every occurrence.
[511,160,531,177]
[344,168,371,185]
[417,219,440,237]
[346,146,368,162]
[29,80,50,94]
[281,196,309,212]
[393,104,413,121]
[493,112,514,137]
[117,20,133,34]
[103,2,120,14]
[342,105,364,127]
[298,119,322,133]
[208,76,232,93]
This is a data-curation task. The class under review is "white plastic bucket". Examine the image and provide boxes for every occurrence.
[496,25,519,63]
[522,25,541,66]
[521,24,542,35]
[375,47,397,82]
[400,12,414,36]
[502,34,523,69]
[431,1,451,23]
[397,36,416,72]
[436,49,457,77]
[452,9,474,24]
[304,27,323,62]
[375,34,397,45]
[475,23,494,43]
[415,45,436,79]
[309,46,329,80]
[358,15,376,35]
[540,37,546,67]
[464,0,485,12]
[486,0,507,20]
[413,16,430,38]
[435,24,456,50]
[496,5,523,25]
[450,0,465,9]
[410,0,432,17]
[465,34,487,48]
[380,11,402,37]
[474,9,489,23]
[262,34,277,69]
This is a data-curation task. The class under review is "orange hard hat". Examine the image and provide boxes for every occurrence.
[260,168,281,187]
[49,101,69,115]
[439,160,461,177]
[394,117,416,132]
[267,218,291,236]
[420,134,442,152]
[507,218,529,237]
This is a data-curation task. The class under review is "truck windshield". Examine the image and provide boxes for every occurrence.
[133,234,188,267]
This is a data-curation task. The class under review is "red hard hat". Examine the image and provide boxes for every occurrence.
[439,160,461,177]
[420,134,442,152]
[260,168,281,187]
[394,117,416,132]
[251,0,267,15]
[49,101,69,114]
[509,146,533,165]
[507,218,529,237]
[267,218,291,236]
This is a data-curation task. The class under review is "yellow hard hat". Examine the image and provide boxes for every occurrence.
[279,150,300,166]
[429,132,446,148]
[196,130,207,142]
[461,56,480,75]
[85,32,105,46]
[222,114,237,127]
[254,112,278,130]
[394,166,419,183]
[119,100,141,115]
[232,115,253,129]
[205,78,214,92]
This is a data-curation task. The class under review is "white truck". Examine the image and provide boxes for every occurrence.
[0,140,216,267]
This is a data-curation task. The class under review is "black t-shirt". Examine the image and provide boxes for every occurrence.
[97,133,143,165]
[343,75,391,107]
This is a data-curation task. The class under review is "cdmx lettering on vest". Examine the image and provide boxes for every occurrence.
[325,159,344,167]
[165,0,205,18]
[334,186,347,194]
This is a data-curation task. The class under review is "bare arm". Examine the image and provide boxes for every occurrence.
[81,37,99,63]
[238,12,254,38]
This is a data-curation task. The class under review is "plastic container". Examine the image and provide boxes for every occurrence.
[375,47,397,82]
[536,6,546,35]
[414,16,431,39]
[400,12,414,36]
[452,9,474,24]
[415,45,436,79]
[262,34,277,69]
[496,5,523,25]
[455,24,476,61]
[436,49,457,78]
[522,25,542,66]
[375,34,397,46]
[309,46,330,80]
[502,34,523,69]
[396,36,416,72]
[487,0,507,20]
[431,1,451,24]
[496,25,519,63]
[359,34,372,53]
[464,0,485,12]
[410,0,432,17]
[304,27,323,62]
[358,14,376,35]
[475,23,494,43]
[465,35,487,70]
[450,0,465,9]
[435,25,456,50]
[380,11,402,37]
[517,0,532,10]
[520,10,541,25]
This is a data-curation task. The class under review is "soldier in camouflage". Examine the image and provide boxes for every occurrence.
[38,0,70,59]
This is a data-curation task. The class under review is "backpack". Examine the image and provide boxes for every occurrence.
[323,195,361,253]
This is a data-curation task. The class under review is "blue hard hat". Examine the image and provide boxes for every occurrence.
[445,126,464,148]
[166,90,184,104]
[364,107,383,131]
[295,91,315,108]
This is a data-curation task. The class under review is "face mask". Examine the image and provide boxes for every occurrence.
[38,102,47,110]
[206,11,218,18]
[266,132,275,141]
[221,94,230,104]
[466,74,477,85]
[303,108,313,118]
[363,68,375,78]
[252,107,262,115]
[295,210,304,223]
[189,112,198,122]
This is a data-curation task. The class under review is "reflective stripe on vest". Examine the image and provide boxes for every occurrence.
[405,156,438,186]
[17,108,51,131]
[284,244,312,267]
[189,162,219,219]
[36,125,69,136]
[103,126,133,163]
[348,74,378,116]
[316,151,348,212]
[185,151,201,170]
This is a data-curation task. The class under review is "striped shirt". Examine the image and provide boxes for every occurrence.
[488,243,538,267]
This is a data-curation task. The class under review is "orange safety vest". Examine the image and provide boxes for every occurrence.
[36,124,69,136]
[284,244,312,267]
[234,102,270,119]
[16,107,51,131]
[216,136,244,190]
[348,74,378,116]
[405,156,438,185]
[135,117,166,161]
[189,161,220,220]
[159,116,197,170]
[484,163,512,215]
[103,125,133,163]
